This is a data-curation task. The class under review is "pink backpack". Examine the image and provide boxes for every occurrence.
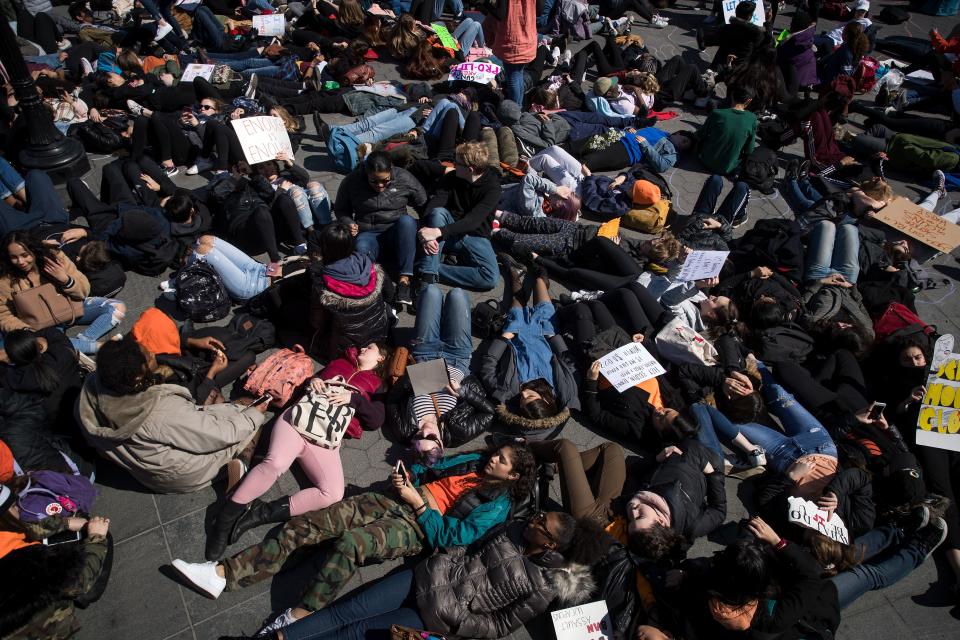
[243,345,316,407]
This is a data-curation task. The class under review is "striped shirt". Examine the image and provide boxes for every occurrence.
[412,365,465,421]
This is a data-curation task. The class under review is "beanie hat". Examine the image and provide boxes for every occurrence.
[497,100,522,124]
[131,308,182,356]
[594,77,618,96]
[853,0,869,11]
[632,180,661,205]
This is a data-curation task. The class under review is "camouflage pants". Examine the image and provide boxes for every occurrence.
[223,491,424,611]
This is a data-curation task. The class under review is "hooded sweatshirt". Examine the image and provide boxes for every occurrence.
[322,253,377,297]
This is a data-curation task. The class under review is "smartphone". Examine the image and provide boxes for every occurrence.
[252,392,273,406]
[868,402,886,420]
[395,460,407,485]
[43,531,82,546]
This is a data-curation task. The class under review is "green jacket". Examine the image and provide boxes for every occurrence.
[410,452,513,549]
[887,134,960,172]
[696,108,757,175]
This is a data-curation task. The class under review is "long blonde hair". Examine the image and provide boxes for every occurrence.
[388,13,420,59]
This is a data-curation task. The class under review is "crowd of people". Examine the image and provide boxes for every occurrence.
[2,0,960,638]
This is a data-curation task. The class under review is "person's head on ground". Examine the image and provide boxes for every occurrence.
[518,378,560,419]
[454,141,490,183]
[841,22,870,61]
[543,191,581,221]
[700,294,738,328]
[96,72,126,89]
[473,442,537,503]
[897,337,929,369]
[356,342,392,379]
[594,76,619,99]
[803,528,864,576]
[363,151,394,194]
[704,538,772,628]
[3,329,60,393]
[269,106,300,133]
[96,335,161,395]
[651,406,699,444]
[668,131,697,153]
[529,87,560,111]
[523,511,606,564]
[163,190,197,225]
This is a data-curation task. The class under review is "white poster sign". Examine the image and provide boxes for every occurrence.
[787,496,849,545]
[598,341,666,393]
[252,14,286,37]
[722,0,765,26]
[180,63,215,82]
[678,250,729,282]
[916,334,960,452]
[231,116,294,165]
[448,61,502,85]
[551,600,612,640]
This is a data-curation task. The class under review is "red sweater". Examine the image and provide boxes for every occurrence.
[318,347,384,438]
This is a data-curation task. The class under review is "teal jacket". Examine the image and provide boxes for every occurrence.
[410,452,513,549]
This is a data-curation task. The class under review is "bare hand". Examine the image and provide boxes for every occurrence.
[587,360,601,381]
[417,96,430,103]
[702,217,722,230]
[820,274,852,288]
[419,227,442,243]
[423,239,440,255]
[909,386,926,404]
[230,107,244,120]
[610,174,626,188]
[445,378,461,396]
[60,228,88,244]
[86,516,110,537]
[183,114,199,127]
[276,150,292,163]
[140,173,161,192]
[206,349,228,378]
[43,254,71,285]
[189,336,226,352]
[817,491,839,520]
[632,333,644,343]
[327,390,352,406]
[89,108,103,123]
[787,459,814,482]
[746,516,780,546]
[750,266,773,279]
[310,378,328,394]
[67,516,88,531]
[349,223,359,236]
[694,276,719,289]
[656,445,683,462]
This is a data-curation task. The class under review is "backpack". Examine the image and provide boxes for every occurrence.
[623,200,671,233]
[732,218,805,283]
[740,146,779,194]
[878,6,910,23]
[752,323,815,363]
[853,56,880,93]
[242,344,316,407]
[819,0,851,20]
[174,261,232,322]
[873,302,937,341]
[472,299,506,340]
[17,471,98,523]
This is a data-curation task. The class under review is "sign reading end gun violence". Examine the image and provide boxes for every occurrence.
[873,197,960,255]
[917,334,960,452]
[551,600,612,640]
[231,116,294,165]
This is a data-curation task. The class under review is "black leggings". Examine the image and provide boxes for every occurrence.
[279,91,347,115]
[17,9,59,53]
[657,55,705,102]
[228,204,282,262]
[583,35,626,77]
[255,76,306,99]
[914,447,960,550]
[850,105,955,139]
[774,350,869,415]
[133,113,197,166]
[202,121,245,171]
[559,283,667,357]
[566,136,631,173]
[436,110,482,159]
[99,157,177,208]
[271,193,307,246]
[538,236,641,290]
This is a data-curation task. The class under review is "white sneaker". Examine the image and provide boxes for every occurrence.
[186,156,215,175]
[257,608,297,636]
[549,46,560,66]
[126,99,146,117]
[562,49,573,65]
[171,559,226,598]
[650,15,668,28]
[155,21,173,41]
[80,57,94,77]
[57,39,72,51]
[748,448,767,468]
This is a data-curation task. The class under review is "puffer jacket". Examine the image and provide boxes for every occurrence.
[802,282,875,342]
[311,258,391,354]
[77,378,265,493]
[479,335,581,411]
[333,165,427,233]
[415,521,596,638]
[390,375,495,447]
[0,387,73,474]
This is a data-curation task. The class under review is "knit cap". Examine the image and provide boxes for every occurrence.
[632,180,661,205]
[594,77,618,96]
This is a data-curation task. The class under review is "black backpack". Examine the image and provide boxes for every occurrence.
[740,146,779,194]
[174,262,231,322]
[731,218,805,283]
[878,7,910,23]
[472,299,506,340]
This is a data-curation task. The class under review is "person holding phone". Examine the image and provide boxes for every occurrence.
[76,336,270,494]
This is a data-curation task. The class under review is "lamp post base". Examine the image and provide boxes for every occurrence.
[19,136,91,184]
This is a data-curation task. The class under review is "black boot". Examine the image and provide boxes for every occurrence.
[205,500,246,561]
[229,497,291,545]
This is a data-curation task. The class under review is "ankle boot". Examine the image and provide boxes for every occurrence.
[205,500,247,561]
[229,497,291,545]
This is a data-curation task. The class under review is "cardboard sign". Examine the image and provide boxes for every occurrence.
[722,0,765,26]
[252,14,285,37]
[407,359,450,397]
[448,61,501,85]
[431,22,459,51]
[180,63,214,82]
[917,334,960,452]
[873,196,960,255]
[551,600,612,640]
[678,250,729,282]
[598,341,666,392]
[231,116,294,165]
[787,496,850,545]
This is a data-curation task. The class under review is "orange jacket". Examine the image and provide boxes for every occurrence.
[490,0,538,65]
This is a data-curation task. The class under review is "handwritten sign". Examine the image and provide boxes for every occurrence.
[598,341,666,392]
[873,197,960,255]
[722,0,765,26]
[678,250,729,282]
[917,334,960,452]
[787,496,849,545]
[432,22,459,51]
[551,600,612,640]
[180,63,214,82]
[448,61,502,85]
[252,14,285,37]
[231,116,293,165]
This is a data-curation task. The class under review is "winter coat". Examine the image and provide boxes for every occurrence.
[415,521,596,638]
[710,18,770,69]
[2,327,83,424]
[0,252,89,334]
[581,378,660,450]
[802,282,875,342]
[715,271,804,322]
[333,165,427,233]
[390,375,495,447]
[77,378,265,493]
[490,0,538,64]
[676,213,733,251]
[102,205,181,276]
[778,26,819,88]
[311,259,391,354]
[0,387,73,474]
[887,133,960,173]
[479,335,581,411]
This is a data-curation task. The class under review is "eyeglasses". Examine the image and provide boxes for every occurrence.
[199,104,216,111]
[530,512,556,544]
[367,176,392,186]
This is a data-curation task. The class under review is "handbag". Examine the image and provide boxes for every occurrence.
[288,378,360,449]
[653,316,718,366]
[12,283,84,330]
[387,346,415,386]
[390,624,447,640]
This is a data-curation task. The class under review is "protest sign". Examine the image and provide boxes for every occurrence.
[598,341,666,392]
[722,0,765,26]
[448,61,502,85]
[916,334,960,452]
[180,63,214,82]
[406,359,450,397]
[431,22,459,51]
[787,496,850,545]
[678,250,729,282]
[253,14,285,37]
[231,116,294,165]
[873,197,960,255]
[551,600,612,640]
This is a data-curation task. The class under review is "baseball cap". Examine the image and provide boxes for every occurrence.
[854,0,870,12]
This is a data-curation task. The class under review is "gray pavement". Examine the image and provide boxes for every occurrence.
[39,2,960,638]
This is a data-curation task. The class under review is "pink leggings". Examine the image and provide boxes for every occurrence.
[231,414,345,516]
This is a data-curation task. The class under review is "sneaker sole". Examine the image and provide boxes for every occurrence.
[921,518,949,560]
[171,560,223,599]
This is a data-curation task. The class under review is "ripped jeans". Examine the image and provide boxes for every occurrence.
[285,182,332,229]
[69,297,126,354]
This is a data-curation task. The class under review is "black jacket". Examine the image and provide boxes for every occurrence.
[334,165,427,232]
[2,328,83,424]
[389,375,496,447]
[424,166,501,239]
[715,271,803,322]
[709,18,770,69]
[0,386,73,474]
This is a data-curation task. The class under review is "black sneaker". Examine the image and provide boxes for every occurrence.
[696,28,706,52]
[900,504,931,535]
[731,210,749,229]
[396,281,413,306]
[785,159,800,182]
[915,517,948,560]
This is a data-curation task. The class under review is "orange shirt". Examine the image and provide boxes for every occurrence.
[599,375,663,409]
[424,473,480,515]
[793,454,839,499]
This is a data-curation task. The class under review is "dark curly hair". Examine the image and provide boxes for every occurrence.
[629,523,687,561]
[552,513,608,564]
[501,442,538,504]
[96,335,156,395]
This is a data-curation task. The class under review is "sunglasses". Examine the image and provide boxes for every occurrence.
[367,176,392,186]
[530,512,556,544]
[199,104,216,111]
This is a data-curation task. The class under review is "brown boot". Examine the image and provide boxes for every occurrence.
[497,252,527,295]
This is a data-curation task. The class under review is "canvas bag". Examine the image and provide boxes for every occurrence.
[288,378,360,448]
[243,344,316,407]
[653,316,718,366]
[622,199,670,233]
[12,283,84,330]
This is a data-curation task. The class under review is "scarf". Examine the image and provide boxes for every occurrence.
[629,490,671,527]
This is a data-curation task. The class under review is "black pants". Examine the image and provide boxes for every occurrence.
[566,137,631,173]
[280,91,347,115]
[139,112,196,166]
[584,35,626,77]
[436,110,481,159]
[67,177,122,238]
[914,446,960,549]
[202,121,244,171]
[774,350,869,415]
[657,55,704,102]
[538,236,641,290]
[17,9,59,53]
[559,283,666,356]
[851,105,954,139]
[271,193,307,246]
[256,76,306,99]
[99,157,177,208]
[230,204,282,262]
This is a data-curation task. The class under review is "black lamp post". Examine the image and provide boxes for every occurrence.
[0,18,89,182]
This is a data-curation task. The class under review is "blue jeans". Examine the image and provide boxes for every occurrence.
[692,403,725,456]
[693,174,749,223]
[217,56,275,72]
[355,215,418,277]
[70,297,125,354]
[192,6,225,50]
[140,0,186,37]
[804,220,860,283]
[830,526,924,610]
[453,17,484,51]
[411,285,472,373]
[190,236,271,300]
[282,569,424,640]
[25,53,62,69]
[422,99,463,139]
[286,183,331,229]
[503,62,526,105]
[240,65,283,78]
[246,0,273,12]
[415,208,499,290]
[783,177,823,215]
[0,157,25,200]
[433,0,464,18]
[342,108,417,145]
[0,170,69,236]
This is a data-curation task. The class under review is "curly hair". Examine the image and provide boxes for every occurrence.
[628,523,686,561]
[632,72,660,95]
[648,230,682,264]
[96,336,155,395]
[502,443,538,504]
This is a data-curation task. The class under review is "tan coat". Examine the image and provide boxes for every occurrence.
[0,252,90,333]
